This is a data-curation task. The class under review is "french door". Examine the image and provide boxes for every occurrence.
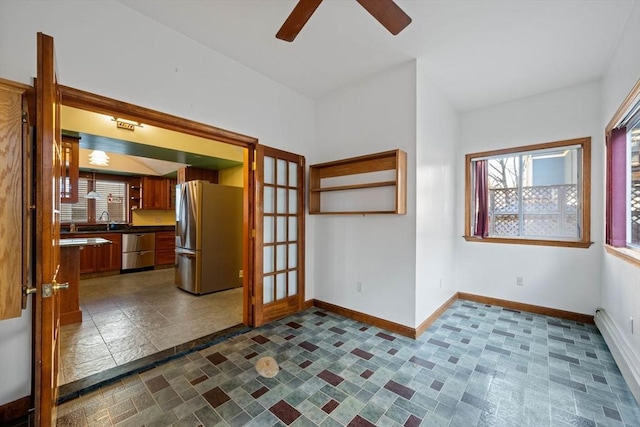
[34,32,63,426]
[253,146,305,326]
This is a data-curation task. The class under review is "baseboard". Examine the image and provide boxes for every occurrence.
[458,292,594,324]
[310,293,593,341]
[312,299,416,338]
[0,396,31,424]
[415,293,458,338]
[303,299,314,310]
[595,309,640,404]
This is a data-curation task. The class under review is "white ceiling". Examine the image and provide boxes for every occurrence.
[117,0,635,111]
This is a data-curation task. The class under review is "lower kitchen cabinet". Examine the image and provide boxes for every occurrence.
[155,230,175,266]
[71,233,122,274]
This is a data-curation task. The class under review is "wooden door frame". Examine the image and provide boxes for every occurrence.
[58,85,259,326]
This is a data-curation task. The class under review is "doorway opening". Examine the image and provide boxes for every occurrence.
[57,86,257,391]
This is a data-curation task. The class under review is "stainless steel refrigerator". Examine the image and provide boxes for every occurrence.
[175,181,243,295]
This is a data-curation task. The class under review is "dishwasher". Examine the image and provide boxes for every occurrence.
[122,232,155,272]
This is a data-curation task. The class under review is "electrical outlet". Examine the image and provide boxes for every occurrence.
[516,277,524,286]
[239,270,243,278]
[357,282,363,293]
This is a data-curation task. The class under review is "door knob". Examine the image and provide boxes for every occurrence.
[23,286,37,296]
[22,286,37,309]
[52,281,70,291]
[42,279,70,298]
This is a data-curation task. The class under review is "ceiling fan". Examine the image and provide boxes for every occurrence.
[276,0,412,42]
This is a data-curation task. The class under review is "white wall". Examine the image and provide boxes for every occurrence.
[0,0,314,405]
[455,81,603,315]
[600,0,640,379]
[601,0,640,123]
[415,60,458,326]
[313,62,417,327]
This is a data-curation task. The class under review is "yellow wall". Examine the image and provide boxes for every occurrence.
[132,210,175,226]
[61,105,244,162]
[218,165,244,187]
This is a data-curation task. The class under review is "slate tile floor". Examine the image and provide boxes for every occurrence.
[60,269,243,384]
[56,300,640,426]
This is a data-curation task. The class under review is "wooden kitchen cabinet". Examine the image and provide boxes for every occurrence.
[169,179,177,210]
[177,166,218,184]
[72,232,122,274]
[155,230,176,266]
[59,246,82,325]
[142,176,171,210]
[60,133,80,203]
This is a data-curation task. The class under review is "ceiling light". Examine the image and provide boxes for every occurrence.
[111,117,142,131]
[89,150,110,166]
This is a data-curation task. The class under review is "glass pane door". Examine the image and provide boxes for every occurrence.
[254,146,305,326]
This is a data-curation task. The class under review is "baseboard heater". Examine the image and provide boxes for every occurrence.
[594,309,640,404]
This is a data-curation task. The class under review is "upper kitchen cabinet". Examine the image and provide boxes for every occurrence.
[141,176,172,210]
[0,79,29,320]
[177,166,219,184]
[60,133,80,203]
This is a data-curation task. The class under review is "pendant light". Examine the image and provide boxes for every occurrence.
[85,172,101,199]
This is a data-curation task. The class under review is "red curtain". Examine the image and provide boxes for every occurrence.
[606,127,627,246]
[473,160,489,238]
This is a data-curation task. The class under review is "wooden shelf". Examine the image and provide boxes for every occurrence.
[310,180,396,193]
[309,149,406,215]
[312,210,398,215]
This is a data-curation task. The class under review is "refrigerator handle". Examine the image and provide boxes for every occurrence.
[176,248,197,257]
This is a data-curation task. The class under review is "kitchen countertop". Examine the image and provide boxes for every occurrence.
[61,226,175,235]
[60,237,112,247]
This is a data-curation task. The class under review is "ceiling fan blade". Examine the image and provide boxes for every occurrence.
[356,0,412,35]
[276,0,323,42]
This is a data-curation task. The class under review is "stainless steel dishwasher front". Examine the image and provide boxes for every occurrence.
[122,232,155,271]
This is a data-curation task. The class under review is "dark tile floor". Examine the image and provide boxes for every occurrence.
[56,300,640,426]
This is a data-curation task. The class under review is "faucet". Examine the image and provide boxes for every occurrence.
[98,211,110,230]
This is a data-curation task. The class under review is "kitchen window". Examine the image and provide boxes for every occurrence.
[60,174,128,224]
[464,137,592,248]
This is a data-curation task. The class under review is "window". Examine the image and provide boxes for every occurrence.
[60,178,88,222]
[464,137,592,248]
[60,174,128,224]
[95,179,127,223]
[606,81,640,249]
